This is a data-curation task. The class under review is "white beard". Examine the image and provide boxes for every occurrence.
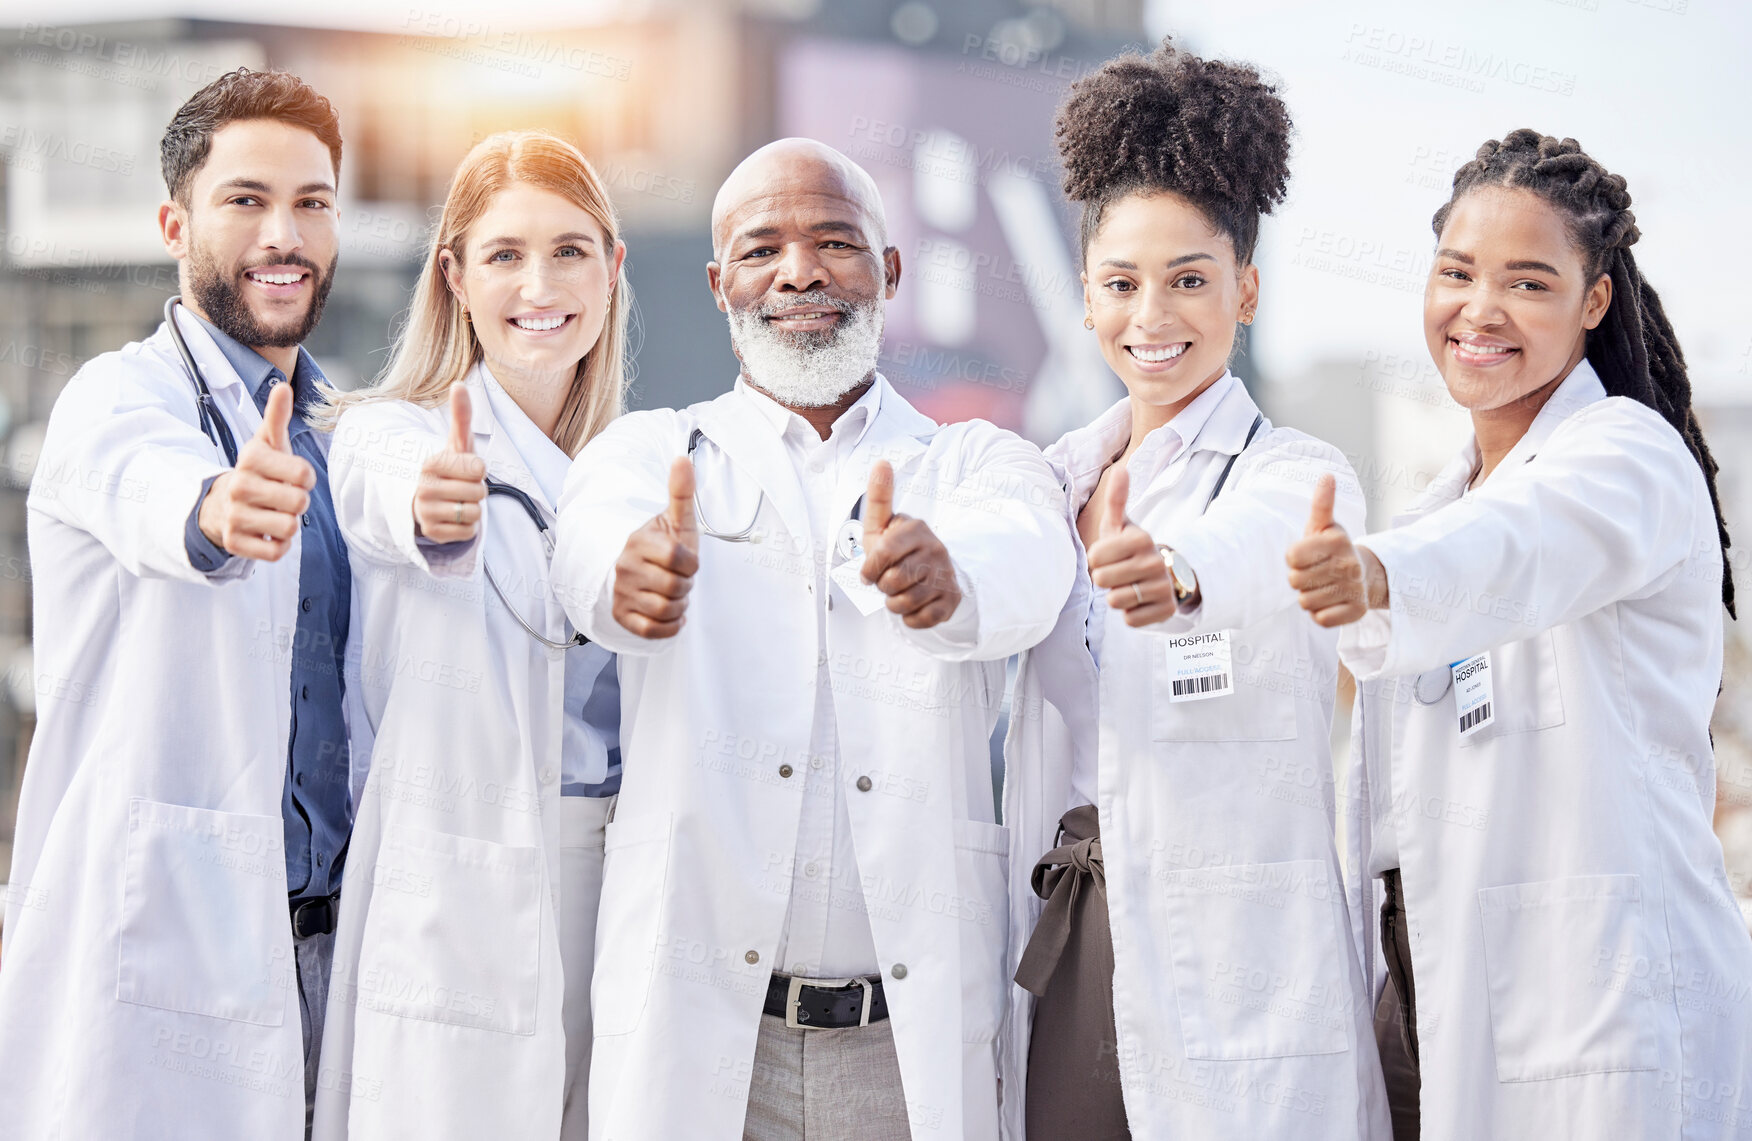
[727,292,885,408]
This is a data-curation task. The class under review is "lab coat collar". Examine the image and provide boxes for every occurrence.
[735,372,885,454]
[694,373,931,543]
[1395,357,1608,524]
[156,307,262,436]
[1046,370,1249,512]
[463,362,550,520]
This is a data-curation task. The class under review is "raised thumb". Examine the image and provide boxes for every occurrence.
[1306,473,1337,536]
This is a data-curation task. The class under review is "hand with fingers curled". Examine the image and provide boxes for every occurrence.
[859,460,963,630]
[1285,472,1387,627]
[413,383,489,544]
[1087,466,1182,628]
[198,382,316,562]
[611,456,700,639]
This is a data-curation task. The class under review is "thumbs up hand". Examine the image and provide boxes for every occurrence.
[612,456,700,639]
[1086,465,1180,627]
[197,380,317,562]
[859,459,962,629]
[1285,473,1383,627]
[413,383,488,544]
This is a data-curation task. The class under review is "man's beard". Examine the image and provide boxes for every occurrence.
[187,240,336,350]
[726,289,884,408]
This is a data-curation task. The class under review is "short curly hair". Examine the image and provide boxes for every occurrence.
[1055,37,1291,267]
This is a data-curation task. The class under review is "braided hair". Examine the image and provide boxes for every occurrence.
[1435,129,1734,616]
[1055,37,1292,267]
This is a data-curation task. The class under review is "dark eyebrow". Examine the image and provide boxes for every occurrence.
[478,236,526,249]
[214,178,335,196]
[1505,259,1561,275]
[1096,252,1215,271]
[734,219,868,247]
[1435,248,1475,264]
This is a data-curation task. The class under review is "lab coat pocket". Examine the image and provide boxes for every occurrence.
[1459,630,1565,748]
[952,818,1011,1044]
[117,798,288,1026]
[591,813,673,1037]
[356,825,542,1035]
[1151,629,1297,743]
[1159,859,1349,1059]
[1476,874,1659,1081]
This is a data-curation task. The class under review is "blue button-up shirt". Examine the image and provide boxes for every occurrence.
[181,314,352,903]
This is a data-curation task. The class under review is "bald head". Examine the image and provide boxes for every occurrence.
[710,138,889,261]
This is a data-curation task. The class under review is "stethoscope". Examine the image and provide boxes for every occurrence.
[686,427,873,557]
[483,478,589,652]
[686,427,763,542]
[165,295,241,466]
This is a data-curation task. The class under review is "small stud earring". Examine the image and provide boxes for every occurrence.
[1240,312,1254,326]
[1083,315,1095,330]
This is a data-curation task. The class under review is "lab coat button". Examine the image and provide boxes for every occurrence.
[804,862,818,878]
[778,764,794,778]
[856,775,872,792]
[540,768,557,785]
[890,963,908,980]
[745,950,760,965]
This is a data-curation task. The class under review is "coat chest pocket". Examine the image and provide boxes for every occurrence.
[1447,629,1565,747]
[1151,628,1297,743]
[1476,874,1659,1081]
[1158,859,1350,1059]
[590,813,673,1037]
[356,824,543,1035]
[117,798,288,1026]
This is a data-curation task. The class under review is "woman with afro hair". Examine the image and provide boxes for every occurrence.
[1288,130,1752,1140]
[1000,37,1391,1141]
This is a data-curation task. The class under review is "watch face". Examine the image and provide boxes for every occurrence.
[1166,550,1197,599]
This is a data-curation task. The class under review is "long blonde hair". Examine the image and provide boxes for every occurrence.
[316,130,630,455]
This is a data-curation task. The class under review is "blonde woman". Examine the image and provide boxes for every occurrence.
[311,131,629,1140]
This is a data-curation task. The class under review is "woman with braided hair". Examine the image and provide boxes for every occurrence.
[1288,129,1752,1140]
[1001,37,1391,1141]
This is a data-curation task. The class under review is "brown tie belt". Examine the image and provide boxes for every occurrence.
[1014,803,1105,996]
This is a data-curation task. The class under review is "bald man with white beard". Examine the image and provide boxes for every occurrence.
[552,140,1075,1141]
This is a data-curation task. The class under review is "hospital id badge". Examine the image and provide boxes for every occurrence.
[1451,652,1494,739]
[1164,630,1235,703]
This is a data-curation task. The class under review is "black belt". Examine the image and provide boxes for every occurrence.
[290,888,342,939]
[763,972,888,1029]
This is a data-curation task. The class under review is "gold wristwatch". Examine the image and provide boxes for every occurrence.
[1158,545,1198,604]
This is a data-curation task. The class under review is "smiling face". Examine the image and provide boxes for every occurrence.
[707,142,899,408]
[1424,186,1611,416]
[441,181,624,397]
[162,118,339,351]
[1083,191,1257,421]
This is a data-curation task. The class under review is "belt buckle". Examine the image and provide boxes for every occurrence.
[784,974,872,1030]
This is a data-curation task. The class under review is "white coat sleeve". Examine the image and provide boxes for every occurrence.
[552,409,687,656]
[1154,431,1365,636]
[328,403,482,578]
[897,424,1075,662]
[27,352,243,585]
[1341,397,1701,679]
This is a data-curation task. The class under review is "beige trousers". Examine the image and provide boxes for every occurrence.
[741,1011,914,1141]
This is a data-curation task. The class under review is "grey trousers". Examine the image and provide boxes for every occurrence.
[296,928,335,1141]
[742,1012,914,1141]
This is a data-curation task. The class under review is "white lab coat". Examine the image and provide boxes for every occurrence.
[1001,377,1392,1140]
[0,315,306,1139]
[1341,360,1752,1140]
[552,375,1073,1141]
[313,366,600,1138]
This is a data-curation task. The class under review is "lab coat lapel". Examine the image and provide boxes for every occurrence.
[466,366,550,521]
[1131,376,1259,520]
[692,386,812,543]
[836,375,933,524]
[160,309,262,439]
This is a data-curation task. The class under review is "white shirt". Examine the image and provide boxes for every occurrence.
[481,365,620,794]
[737,376,980,978]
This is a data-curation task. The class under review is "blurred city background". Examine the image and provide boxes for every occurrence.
[0,0,1748,918]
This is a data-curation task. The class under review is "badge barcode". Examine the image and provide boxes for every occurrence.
[1460,702,1492,732]
[1173,673,1230,697]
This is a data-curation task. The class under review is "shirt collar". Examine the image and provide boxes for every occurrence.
[478,363,569,511]
[734,373,884,451]
[189,309,325,403]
